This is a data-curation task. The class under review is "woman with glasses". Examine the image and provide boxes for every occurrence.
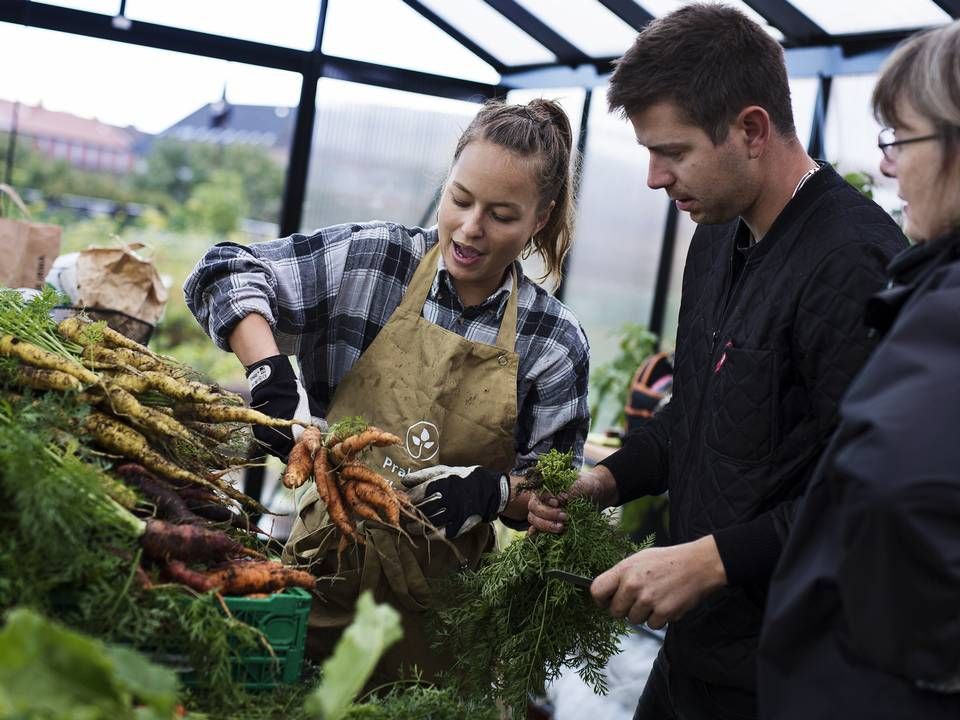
[758,21,960,720]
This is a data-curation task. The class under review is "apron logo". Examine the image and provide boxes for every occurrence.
[405,421,439,462]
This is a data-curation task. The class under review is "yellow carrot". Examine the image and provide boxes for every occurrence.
[0,335,99,386]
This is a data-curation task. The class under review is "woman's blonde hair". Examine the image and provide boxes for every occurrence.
[451,98,576,288]
[873,21,960,173]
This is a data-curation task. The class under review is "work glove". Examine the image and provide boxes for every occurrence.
[246,354,325,461]
[400,465,510,539]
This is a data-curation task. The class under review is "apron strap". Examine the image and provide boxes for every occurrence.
[398,241,519,353]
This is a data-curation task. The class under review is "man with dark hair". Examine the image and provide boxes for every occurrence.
[528,4,908,718]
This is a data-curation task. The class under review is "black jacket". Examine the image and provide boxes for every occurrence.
[759,233,960,719]
[600,165,907,693]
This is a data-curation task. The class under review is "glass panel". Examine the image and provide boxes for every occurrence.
[789,77,819,152]
[418,0,555,67]
[788,0,949,34]
[301,79,481,231]
[322,0,498,83]
[638,0,784,40]
[823,74,899,218]
[34,0,118,13]
[513,0,639,57]
[561,90,669,429]
[125,0,320,50]
[0,23,299,383]
[659,211,694,348]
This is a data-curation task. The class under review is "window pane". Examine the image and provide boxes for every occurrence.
[34,0,118,13]
[561,90,668,428]
[513,0,639,57]
[125,0,320,50]
[322,0,498,83]
[789,77,819,152]
[639,0,784,39]
[787,0,949,34]
[418,0,555,67]
[823,74,899,216]
[301,79,480,231]
[0,23,299,382]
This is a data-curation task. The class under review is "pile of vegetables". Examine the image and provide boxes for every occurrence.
[0,288,325,714]
[431,449,650,717]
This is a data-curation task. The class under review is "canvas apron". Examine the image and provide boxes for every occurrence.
[282,243,519,682]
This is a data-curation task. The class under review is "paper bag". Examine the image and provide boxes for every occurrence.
[0,184,62,291]
[73,244,168,325]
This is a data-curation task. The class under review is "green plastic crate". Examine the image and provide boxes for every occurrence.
[152,587,313,690]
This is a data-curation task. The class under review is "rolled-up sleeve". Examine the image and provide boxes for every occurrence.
[184,226,355,353]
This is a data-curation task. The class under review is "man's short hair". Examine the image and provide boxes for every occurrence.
[608,3,796,145]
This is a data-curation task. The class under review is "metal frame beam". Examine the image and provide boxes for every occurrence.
[279,0,328,238]
[555,87,593,304]
[648,201,679,343]
[595,0,654,32]
[931,1,960,16]
[806,73,832,160]
[483,0,589,66]
[741,0,827,45]
[400,0,507,74]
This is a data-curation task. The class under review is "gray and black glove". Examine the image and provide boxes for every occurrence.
[246,354,325,461]
[401,465,510,539]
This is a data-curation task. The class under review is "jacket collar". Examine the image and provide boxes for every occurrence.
[865,231,960,335]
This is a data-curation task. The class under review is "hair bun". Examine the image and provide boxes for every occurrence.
[526,98,573,149]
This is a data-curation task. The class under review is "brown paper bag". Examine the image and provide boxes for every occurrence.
[0,184,62,291]
[73,243,168,325]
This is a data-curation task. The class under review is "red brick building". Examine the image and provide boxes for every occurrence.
[0,99,142,174]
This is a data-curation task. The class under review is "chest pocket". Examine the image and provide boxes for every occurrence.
[704,346,778,463]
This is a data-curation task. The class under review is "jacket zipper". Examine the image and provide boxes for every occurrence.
[673,244,751,536]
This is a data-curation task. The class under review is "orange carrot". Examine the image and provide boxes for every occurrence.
[329,427,401,463]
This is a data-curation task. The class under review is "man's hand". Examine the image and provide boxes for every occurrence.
[246,354,324,460]
[591,535,727,629]
[400,465,509,539]
[526,465,619,534]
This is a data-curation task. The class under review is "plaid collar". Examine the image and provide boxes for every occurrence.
[429,251,515,318]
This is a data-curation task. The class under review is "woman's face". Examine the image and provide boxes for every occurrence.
[438,139,551,307]
[880,98,960,241]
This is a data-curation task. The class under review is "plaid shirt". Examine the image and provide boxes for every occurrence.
[185,221,589,473]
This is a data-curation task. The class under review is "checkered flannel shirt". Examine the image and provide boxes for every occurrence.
[185,221,590,473]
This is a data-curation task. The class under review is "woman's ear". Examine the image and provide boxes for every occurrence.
[534,200,556,236]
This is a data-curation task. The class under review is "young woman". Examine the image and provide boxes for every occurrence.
[758,21,960,719]
[185,98,590,682]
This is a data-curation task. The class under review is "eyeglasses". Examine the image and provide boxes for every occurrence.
[877,127,941,161]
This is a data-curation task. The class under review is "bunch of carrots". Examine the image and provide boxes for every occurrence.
[281,423,419,553]
[0,291,319,597]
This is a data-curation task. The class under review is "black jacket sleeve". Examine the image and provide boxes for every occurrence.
[714,238,895,587]
[598,399,671,503]
[833,281,960,685]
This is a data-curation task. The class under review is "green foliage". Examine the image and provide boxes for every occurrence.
[590,323,658,430]
[185,170,250,235]
[843,170,875,199]
[0,608,179,720]
[305,591,403,720]
[135,138,282,223]
[344,685,498,720]
[432,450,649,718]
[0,287,81,358]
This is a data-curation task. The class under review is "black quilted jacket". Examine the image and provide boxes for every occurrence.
[600,165,907,692]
